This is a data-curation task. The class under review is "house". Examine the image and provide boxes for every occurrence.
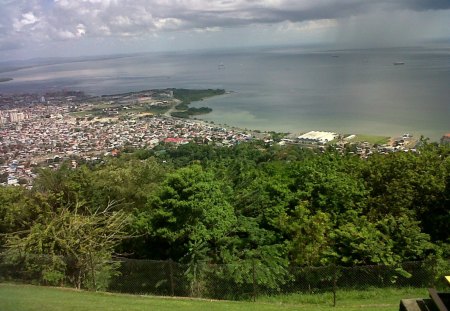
[164,137,190,145]
[440,134,450,145]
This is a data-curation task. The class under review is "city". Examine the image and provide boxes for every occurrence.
[0,90,254,186]
[0,88,439,187]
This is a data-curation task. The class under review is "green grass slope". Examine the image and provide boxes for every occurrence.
[0,283,427,311]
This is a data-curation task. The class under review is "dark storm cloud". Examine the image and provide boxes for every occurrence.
[406,0,450,11]
[151,0,450,30]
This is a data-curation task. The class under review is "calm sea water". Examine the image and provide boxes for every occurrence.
[1,47,449,140]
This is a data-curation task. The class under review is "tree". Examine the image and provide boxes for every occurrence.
[363,145,449,242]
[289,154,368,218]
[146,165,236,261]
[281,203,333,266]
[91,157,167,213]
[377,215,435,261]
[4,200,130,290]
[32,163,94,211]
[0,186,30,246]
[330,211,397,266]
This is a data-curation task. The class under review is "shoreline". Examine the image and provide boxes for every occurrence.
[0,87,439,143]
[1,47,447,141]
[190,115,435,143]
[188,95,430,143]
[169,88,224,119]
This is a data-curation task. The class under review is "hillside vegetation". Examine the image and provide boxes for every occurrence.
[0,141,449,292]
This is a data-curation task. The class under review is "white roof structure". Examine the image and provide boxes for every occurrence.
[344,134,356,141]
[298,131,338,144]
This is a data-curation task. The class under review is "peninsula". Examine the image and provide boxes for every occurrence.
[170,88,224,118]
[68,88,224,119]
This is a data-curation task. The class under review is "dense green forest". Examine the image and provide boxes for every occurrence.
[172,88,225,103]
[171,88,223,118]
[1,141,449,289]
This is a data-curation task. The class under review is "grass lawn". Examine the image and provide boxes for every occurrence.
[0,283,427,311]
[259,287,428,309]
[348,134,390,145]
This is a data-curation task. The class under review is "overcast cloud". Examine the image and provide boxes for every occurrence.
[1,0,450,59]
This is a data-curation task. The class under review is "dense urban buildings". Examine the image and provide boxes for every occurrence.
[0,90,254,186]
[0,89,435,187]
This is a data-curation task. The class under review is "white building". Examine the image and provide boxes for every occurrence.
[298,131,338,144]
[7,111,27,123]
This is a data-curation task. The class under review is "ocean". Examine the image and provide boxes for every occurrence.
[1,46,449,140]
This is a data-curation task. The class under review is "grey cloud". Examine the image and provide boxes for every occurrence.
[404,0,450,11]
[135,0,450,30]
[1,0,449,48]
[0,38,25,51]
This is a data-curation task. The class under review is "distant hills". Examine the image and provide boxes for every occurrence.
[0,77,13,83]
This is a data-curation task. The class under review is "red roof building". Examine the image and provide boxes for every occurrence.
[164,137,190,144]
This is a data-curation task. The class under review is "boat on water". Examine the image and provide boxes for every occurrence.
[393,62,405,65]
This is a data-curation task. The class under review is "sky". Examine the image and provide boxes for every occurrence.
[1,0,450,60]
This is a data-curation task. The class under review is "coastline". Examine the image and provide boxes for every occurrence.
[0,86,441,143]
[169,88,224,119]
[189,93,436,143]
[0,87,435,188]
[0,47,448,140]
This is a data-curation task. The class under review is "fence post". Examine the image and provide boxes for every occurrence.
[192,262,197,297]
[168,259,175,297]
[332,265,338,307]
[252,259,257,302]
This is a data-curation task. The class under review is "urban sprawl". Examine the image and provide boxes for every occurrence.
[0,89,445,187]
